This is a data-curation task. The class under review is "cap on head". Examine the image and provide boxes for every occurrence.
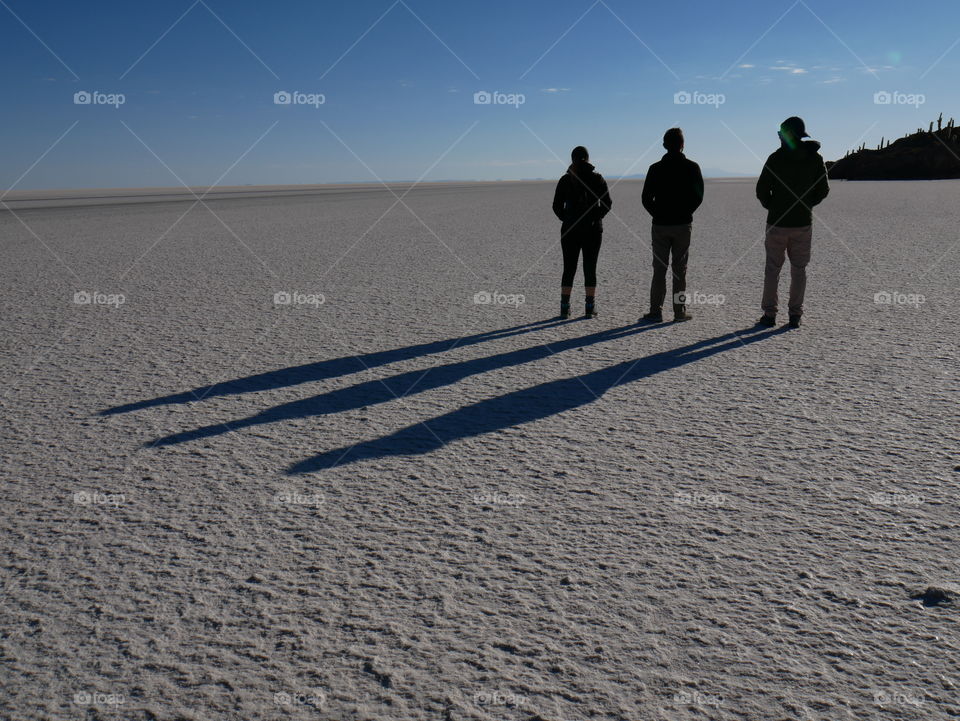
[780,116,810,139]
[571,146,589,162]
[663,127,684,152]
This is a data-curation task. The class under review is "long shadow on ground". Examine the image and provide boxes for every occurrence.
[287,325,788,474]
[101,318,570,416]
[148,321,668,448]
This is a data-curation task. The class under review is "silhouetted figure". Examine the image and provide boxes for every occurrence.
[552,146,611,318]
[756,116,829,329]
[640,128,704,323]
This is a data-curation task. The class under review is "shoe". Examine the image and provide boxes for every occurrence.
[560,302,570,319]
[584,303,597,319]
[757,314,776,327]
[788,314,801,328]
[673,312,693,322]
[640,311,663,323]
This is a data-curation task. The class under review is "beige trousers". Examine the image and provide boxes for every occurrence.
[762,224,812,317]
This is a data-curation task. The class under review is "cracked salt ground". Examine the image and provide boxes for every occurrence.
[2,180,959,719]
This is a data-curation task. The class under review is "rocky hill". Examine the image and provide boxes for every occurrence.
[828,114,960,180]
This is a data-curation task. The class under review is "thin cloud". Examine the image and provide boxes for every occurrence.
[767,64,809,74]
[738,63,755,68]
[540,87,570,93]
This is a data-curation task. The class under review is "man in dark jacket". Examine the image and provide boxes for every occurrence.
[756,116,829,328]
[640,128,704,322]
[552,146,612,318]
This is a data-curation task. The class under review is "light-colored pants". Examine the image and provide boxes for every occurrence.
[762,224,812,317]
[650,224,692,314]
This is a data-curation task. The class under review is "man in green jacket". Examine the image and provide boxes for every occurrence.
[756,116,829,328]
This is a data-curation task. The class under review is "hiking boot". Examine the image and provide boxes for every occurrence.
[560,302,570,319]
[640,310,663,323]
[757,314,776,327]
[584,302,597,318]
[788,314,801,329]
[674,312,693,322]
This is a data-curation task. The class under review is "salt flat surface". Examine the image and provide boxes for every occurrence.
[1,179,958,720]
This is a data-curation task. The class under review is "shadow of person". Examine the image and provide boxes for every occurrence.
[147,321,667,447]
[100,317,570,416]
[286,325,788,474]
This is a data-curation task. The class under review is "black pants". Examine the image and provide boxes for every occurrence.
[649,224,691,313]
[561,229,602,287]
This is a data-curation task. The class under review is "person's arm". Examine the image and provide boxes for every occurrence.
[641,166,657,217]
[690,162,705,214]
[596,175,612,219]
[806,156,830,208]
[756,158,774,209]
[552,177,566,221]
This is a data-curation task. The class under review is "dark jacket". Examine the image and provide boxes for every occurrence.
[552,161,611,234]
[756,140,830,227]
[641,151,704,225]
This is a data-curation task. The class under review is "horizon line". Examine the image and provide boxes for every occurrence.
[4,175,760,199]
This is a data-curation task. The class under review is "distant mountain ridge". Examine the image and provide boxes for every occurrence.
[828,114,960,180]
[612,169,754,180]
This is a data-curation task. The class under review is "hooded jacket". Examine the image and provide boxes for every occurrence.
[641,151,704,225]
[756,140,830,228]
[552,161,612,233]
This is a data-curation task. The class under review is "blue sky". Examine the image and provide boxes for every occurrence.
[3,0,958,189]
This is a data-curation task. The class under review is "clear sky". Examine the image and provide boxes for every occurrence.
[3,0,958,189]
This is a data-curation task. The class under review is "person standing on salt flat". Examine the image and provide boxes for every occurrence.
[639,127,705,324]
[755,116,830,329]
[552,145,612,319]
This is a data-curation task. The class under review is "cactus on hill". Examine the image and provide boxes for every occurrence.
[829,114,960,179]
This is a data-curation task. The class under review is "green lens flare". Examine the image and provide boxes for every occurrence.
[779,128,799,149]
